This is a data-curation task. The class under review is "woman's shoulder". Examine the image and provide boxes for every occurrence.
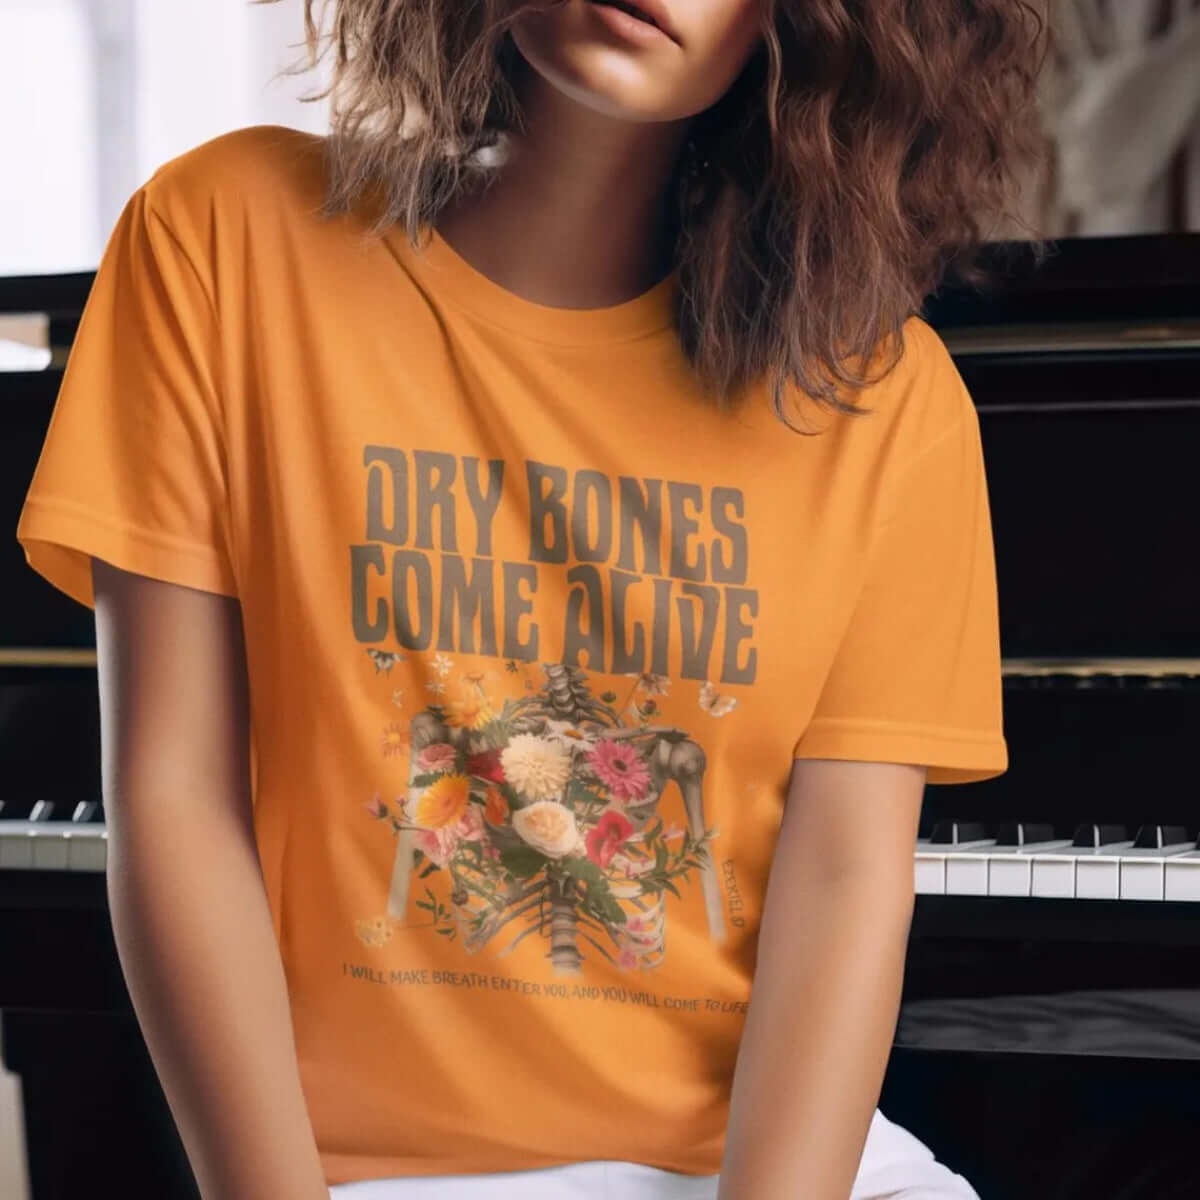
[138,124,328,243]
[874,313,976,455]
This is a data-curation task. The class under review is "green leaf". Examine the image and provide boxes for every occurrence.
[567,780,607,810]
[585,872,614,899]
[474,718,510,747]
[436,927,454,937]
[500,845,549,879]
[419,862,439,878]
[411,772,442,788]
[661,878,682,899]
[561,856,603,886]
[600,691,617,703]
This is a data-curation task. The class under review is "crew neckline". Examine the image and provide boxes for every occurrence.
[387,222,679,346]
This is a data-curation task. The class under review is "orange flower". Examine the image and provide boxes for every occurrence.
[443,685,494,730]
[483,785,509,826]
[381,722,408,757]
[413,774,471,829]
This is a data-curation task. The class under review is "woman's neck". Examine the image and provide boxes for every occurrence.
[434,52,690,310]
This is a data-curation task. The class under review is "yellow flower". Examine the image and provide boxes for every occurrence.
[413,774,471,829]
[444,685,494,730]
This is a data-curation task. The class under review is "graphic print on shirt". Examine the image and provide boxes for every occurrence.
[349,447,758,977]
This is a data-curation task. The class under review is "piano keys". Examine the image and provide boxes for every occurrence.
[915,818,1200,901]
[0,801,106,872]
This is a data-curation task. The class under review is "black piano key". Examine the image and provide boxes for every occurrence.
[0,797,34,821]
[1131,824,1190,850]
[930,820,989,846]
[995,822,1056,847]
[1072,824,1129,849]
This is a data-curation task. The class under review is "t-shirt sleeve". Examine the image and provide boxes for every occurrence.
[792,368,1008,786]
[15,180,238,609]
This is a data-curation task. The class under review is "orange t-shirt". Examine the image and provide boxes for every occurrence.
[15,124,1007,1183]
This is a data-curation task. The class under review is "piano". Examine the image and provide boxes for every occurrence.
[884,232,1200,1200]
[2,273,201,1200]
[3,234,1199,1197]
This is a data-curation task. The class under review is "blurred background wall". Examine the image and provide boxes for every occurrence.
[0,0,330,275]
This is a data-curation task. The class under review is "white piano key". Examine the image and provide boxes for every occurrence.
[915,838,995,895]
[987,841,1074,896]
[1031,841,1136,899]
[31,828,71,870]
[913,851,945,895]
[1164,851,1200,901]
[67,826,108,872]
[0,822,38,869]
[1119,843,1195,900]
[1075,854,1125,900]
[944,843,999,895]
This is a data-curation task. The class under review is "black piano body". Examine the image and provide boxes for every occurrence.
[3,237,1200,1198]
[885,233,1200,1200]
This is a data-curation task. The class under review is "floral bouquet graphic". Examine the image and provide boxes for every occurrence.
[368,663,725,976]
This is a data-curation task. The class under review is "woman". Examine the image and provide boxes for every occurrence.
[15,1,1045,1197]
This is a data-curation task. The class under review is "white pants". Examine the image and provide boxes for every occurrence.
[329,1109,978,1199]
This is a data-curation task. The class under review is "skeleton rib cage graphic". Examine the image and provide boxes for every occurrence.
[386,664,727,975]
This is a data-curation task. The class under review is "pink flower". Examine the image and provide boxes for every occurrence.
[587,739,651,804]
[586,810,634,868]
[617,947,638,971]
[364,794,388,819]
[417,742,457,773]
[414,824,460,867]
[455,803,486,842]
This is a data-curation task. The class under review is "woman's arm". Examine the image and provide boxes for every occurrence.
[718,757,926,1200]
[93,558,329,1200]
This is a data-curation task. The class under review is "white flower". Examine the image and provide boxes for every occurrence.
[425,679,446,696]
[512,801,580,859]
[500,734,572,802]
[542,719,598,753]
[432,653,454,678]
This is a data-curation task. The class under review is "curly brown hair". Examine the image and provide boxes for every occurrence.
[258,0,1050,428]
